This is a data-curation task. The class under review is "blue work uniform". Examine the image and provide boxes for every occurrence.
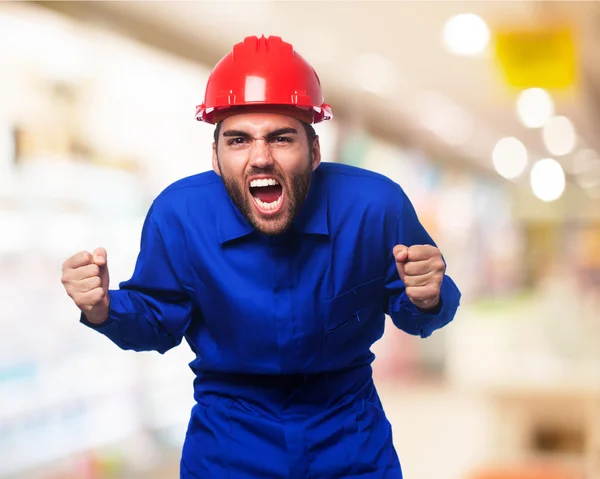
[81,162,461,478]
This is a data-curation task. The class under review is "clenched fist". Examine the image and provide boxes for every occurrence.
[61,247,110,325]
[393,244,444,311]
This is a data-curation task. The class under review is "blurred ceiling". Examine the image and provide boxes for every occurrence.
[35,1,600,181]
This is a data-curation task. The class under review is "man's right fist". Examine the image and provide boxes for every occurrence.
[61,247,110,325]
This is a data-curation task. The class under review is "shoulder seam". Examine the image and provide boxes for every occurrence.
[320,167,398,187]
[158,177,222,197]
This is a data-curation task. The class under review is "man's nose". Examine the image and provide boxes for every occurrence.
[248,139,274,168]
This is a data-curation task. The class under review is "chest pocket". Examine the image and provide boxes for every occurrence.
[320,276,386,367]
[321,276,385,332]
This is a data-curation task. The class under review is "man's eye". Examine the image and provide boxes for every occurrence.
[273,136,292,143]
[228,138,246,145]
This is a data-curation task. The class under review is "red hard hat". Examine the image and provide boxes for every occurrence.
[196,35,333,125]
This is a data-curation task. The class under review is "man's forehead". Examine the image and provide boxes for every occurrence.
[220,112,303,134]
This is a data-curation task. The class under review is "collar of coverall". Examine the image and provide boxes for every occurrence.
[213,105,314,125]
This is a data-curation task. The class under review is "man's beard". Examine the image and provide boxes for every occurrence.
[219,157,312,236]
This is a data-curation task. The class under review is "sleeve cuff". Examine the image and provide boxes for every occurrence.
[79,311,117,331]
[415,297,443,315]
[388,275,461,338]
[79,290,121,331]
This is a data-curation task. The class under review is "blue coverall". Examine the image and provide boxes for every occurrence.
[81,162,461,478]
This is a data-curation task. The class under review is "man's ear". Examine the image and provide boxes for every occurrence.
[311,136,321,171]
[212,142,221,176]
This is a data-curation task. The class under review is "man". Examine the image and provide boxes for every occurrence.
[61,35,461,478]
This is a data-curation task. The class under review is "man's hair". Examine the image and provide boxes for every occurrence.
[213,121,316,147]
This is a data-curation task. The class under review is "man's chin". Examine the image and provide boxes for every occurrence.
[250,214,292,236]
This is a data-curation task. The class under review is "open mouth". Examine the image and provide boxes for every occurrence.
[249,177,284,215]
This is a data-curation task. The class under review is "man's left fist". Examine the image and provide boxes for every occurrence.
[393,244,444,311]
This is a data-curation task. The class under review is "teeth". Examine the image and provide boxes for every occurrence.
[250,178,279,188]
[254,194,283,211]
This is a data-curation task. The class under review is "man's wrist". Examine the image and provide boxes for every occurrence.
[413,296,442,314]
[82,307,109,325]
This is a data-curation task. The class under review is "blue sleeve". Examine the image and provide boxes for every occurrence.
[80,205,194,354]
[384,188,461,338]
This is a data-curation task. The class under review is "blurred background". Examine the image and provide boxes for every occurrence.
[1,1,599,479]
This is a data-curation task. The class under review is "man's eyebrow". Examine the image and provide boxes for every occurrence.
[221,128,299,139]
[222,130,252,138]
[266,128,298,138]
